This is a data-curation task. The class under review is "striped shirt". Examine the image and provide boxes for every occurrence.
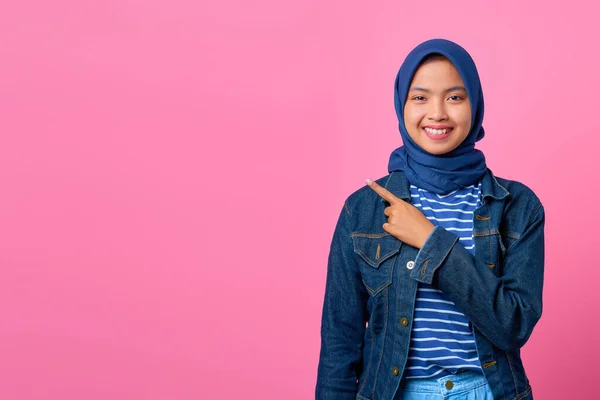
[404,182,483,380]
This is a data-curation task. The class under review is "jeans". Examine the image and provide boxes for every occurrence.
[394,371,495,399]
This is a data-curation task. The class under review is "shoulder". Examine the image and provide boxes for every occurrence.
[492,173,544,217]
[343,174,393,216]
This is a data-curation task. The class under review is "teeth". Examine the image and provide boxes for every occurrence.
[425,128,451,135]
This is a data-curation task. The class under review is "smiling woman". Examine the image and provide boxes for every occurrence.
[316,39,544,400]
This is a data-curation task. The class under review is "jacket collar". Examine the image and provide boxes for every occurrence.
[380,168,509,203]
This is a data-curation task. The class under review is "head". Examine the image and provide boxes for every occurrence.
[394,39,485,158]
[404,54,471,155]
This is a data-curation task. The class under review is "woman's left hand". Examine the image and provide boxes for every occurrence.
[366,178,435,249]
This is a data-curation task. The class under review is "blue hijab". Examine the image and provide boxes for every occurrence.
[388,38,487,194]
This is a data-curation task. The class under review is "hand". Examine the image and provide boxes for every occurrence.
[366,178,435,249]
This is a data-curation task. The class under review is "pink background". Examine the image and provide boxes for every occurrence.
[0,0,597,398]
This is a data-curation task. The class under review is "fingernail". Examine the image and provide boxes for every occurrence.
[366,179,373,185]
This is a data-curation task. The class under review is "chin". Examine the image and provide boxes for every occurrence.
[417,136,462,155]
[421,144,457,155]
[424,148,449,155]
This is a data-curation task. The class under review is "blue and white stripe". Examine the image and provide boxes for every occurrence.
[404,182,483,379]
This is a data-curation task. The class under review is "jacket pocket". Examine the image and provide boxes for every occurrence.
[474,230,507,277]
[351,232,401,296]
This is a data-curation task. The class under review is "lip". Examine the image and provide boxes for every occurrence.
[422,127,453,141]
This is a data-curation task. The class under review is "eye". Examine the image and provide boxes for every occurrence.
[412,96,426,101]
[448,95,463,101]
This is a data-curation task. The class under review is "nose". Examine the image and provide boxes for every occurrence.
[428,100,448,121]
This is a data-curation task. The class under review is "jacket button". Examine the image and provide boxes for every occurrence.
[445,380,454,389]
[392,366,399,376]
[406,260,415,270]
[400,317,409,327]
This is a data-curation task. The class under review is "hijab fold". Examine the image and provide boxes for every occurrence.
[388,39,487,194]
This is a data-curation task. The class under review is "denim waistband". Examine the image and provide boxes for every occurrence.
[398,370,488,396]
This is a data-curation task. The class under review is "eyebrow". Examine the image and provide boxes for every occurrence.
[409,85,467,93]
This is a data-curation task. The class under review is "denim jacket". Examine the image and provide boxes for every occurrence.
[316,168,545,400]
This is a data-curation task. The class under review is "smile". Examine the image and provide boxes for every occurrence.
[424,127,452,135]
[423,127,453,140]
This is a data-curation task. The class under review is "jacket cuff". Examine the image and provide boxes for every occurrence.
[410,225,459,284]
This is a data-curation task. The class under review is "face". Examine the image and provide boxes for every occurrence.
[403,58,472,155]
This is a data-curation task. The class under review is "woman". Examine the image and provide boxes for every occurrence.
[315,39,545,400]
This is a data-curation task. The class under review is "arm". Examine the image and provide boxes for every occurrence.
[410,203,545,351]
[316,200,369,400]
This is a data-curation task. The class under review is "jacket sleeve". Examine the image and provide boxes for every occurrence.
[315,199,369,400]
[410,203,545,351]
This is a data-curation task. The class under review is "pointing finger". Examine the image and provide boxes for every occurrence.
[366,179,401,204]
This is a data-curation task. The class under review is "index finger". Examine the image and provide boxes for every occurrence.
[365,179,401,204]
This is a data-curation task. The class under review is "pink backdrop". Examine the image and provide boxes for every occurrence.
[1,0,597,398]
